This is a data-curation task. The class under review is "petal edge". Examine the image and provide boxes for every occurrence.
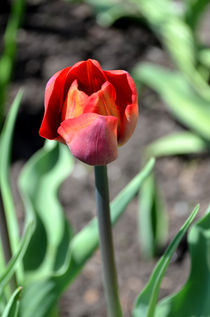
[58,113,118,165]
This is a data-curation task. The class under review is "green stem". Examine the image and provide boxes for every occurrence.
[94,165,123,317]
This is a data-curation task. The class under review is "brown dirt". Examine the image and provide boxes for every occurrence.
[1,1,210,316]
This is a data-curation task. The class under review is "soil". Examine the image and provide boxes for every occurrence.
[1,1,210,316]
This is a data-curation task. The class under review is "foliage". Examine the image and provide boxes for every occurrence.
[66,0,140,26]
[1,0,210,316]
[2,287,22,317]
[155,208,210,317]
[132,0,210,258]
[133,204,199,317]
[133,207,210,317]
[0,92,155,316]
[138,172,167,258]
[0,0,26,128]
[67,0,210,259]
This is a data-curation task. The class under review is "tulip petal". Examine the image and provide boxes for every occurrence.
[105,70,138,117]
[39,67,71,139]
[84,82,121,130]
[118,103,138,145]
[58,113,118,165]
[61,80,88,120]
[67,59,107,95]
[105,70,138,144]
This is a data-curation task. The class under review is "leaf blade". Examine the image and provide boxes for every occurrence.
[132,204,199,317]
[2,287,22,317]
[155,209,210,317]
[0,90,23,282]
[133,64,210,141]
[146,131,209,158]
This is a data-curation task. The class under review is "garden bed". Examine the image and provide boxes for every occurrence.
[1,1,210,316]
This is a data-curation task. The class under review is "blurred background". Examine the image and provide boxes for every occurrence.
[1,0,210,316]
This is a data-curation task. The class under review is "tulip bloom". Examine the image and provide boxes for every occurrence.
[39,59,138,165]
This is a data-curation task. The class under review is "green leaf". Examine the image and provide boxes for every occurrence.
[162,19,210,100]
[0,90,23,281]
[155,208,210,317]
[66,158,156,284]
[0,221,34,295]
[66,0,139,26]
[19,158,155,317]
[96,3,139,27]
[0,237,6,279]
[199,48,210,68]
[184,0,210,31]
[146,131,210,158]
[138,172,168,258]
[131,0,174,29]
[133,64,210,141]
[18,141,74,282]
[0,0,26,124]
[2,287,22,317]
[132,204,199,317]
[133,0,210,100]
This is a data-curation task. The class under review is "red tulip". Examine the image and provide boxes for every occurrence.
[39,59,138,165]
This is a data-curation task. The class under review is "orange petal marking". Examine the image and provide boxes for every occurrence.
[61,80,88,121]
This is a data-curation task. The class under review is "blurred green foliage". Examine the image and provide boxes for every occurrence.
[0,92,154,316]
[1,0,210,315]
[69,0,210,257]
[65,1,210,316]
[2,287,22,317]
[133,204,200,317]
[0,0,25,129]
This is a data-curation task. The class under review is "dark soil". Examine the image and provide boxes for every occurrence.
[1,1,210,316]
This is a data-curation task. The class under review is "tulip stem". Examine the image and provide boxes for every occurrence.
[94,165,123,317]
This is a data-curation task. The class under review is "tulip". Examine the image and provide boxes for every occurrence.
[39,59,138,165]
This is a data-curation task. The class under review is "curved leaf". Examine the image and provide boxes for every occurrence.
[185,0,210,31]
[133,0,210,100]
[66,0,139,26]
[0,90,23,281]
[146,131,210,158]
[0,222,34,296]
[18,141,74,281]
[2,287,22,317]
[133,64,210,141]
[155,209,210,317]
[132,205,199,317]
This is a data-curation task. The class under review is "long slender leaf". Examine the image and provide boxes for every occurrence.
[0,90,23,282]
[0,0,26,125]
[155,209,210,317]
[2,287,22,317]
[138,172,168,258]
[0,221,34,295]
[146,131,210,158]
[132,204,199,317]
[133,64,210,141]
